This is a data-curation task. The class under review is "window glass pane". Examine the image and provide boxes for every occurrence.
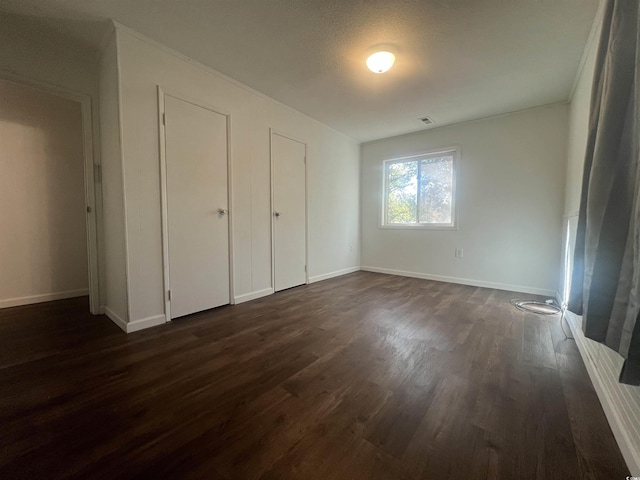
[386,161,418,224]
[419,156,453,224]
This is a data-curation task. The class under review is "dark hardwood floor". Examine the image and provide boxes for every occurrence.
[0,272,629,479]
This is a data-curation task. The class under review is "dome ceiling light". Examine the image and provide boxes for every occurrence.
[366,51,395,74]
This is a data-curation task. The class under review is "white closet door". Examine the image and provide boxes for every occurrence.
[164,95,229,319]
[272,132,307,292]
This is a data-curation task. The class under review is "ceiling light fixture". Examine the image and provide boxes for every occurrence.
[366,51,395,74]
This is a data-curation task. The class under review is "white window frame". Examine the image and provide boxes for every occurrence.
[380,147,459,230]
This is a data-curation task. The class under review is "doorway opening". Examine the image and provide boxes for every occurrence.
[0,75,99,313]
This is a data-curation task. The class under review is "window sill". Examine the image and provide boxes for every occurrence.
[379,224,458,231]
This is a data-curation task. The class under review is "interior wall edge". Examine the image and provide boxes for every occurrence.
[568,0,606,102]
[97,31,129,322]
[114,28,133,324]
[97,20,117,57]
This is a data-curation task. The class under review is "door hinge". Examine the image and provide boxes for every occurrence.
[162,112,166,125]
[94,164,102,184]
[304,156,307,164]
[167,290,171,301]
[304,265,307,273]
[86,206,92,214]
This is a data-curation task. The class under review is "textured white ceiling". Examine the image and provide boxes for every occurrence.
[0,0,599,142]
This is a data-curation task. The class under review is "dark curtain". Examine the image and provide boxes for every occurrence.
[569,0,640,385]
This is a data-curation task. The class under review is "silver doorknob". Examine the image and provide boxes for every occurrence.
[274,211,281,217]
[218,208,228,215]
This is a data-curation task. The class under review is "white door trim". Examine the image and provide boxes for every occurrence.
[269,128,309,291]
[0,69,101,314]
[157,86,234,322]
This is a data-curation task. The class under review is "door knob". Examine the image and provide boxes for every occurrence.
[274,211,281,217]
[218,208,228,215]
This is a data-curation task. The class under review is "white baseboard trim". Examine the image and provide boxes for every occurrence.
[126,314,167,333]
[360,266,556,296]
[234,288,274,305]
[0,289,89,309]
[103,306,128,333]
[103,306,166,334]
[309,266,361,284]
[566,311,640,475]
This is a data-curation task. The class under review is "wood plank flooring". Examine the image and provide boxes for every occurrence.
[0,272,629,479]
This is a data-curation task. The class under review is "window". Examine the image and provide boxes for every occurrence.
[382,148,458,228]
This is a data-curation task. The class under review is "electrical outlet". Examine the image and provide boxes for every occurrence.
[455,248,463,259]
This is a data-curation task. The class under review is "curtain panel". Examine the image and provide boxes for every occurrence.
[569,0,640,385]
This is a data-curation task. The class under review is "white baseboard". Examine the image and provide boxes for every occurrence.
[103,306,128,332]
[566,311,640,475]
[234,288,274,305]
[103,306,166,333]
[0,289,89,309]
[309,266,360,283]
[360,266,556,296]
[126,314,166,333]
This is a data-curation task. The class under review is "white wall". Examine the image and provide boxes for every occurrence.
[103,25,360,328]
[562,5,640,474]
[361,104,568,296]
[564,29,598,217]
[98,32,129,323]
[307,127,361,280]
[0,79,88,307]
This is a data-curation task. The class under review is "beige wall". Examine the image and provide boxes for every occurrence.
[0,79,88,307]
[361,104,569,296]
